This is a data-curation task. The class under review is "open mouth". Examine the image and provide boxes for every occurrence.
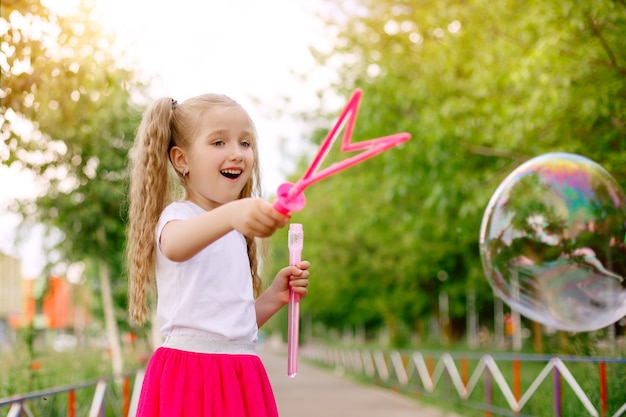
[220,169,242,180]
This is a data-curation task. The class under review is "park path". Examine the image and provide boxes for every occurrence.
[259,346,464,417]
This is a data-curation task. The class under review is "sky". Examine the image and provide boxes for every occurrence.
[0,0,335,277]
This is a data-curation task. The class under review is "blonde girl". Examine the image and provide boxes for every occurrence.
[127,94,310,416]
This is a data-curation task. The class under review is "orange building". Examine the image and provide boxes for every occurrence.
[43,276,72,329]
[14,275,90,330]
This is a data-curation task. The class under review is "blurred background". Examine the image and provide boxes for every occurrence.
[1,0,625,414]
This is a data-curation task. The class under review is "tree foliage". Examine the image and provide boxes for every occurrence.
[2,0,147,371]
[2,0,144,264]
[268,0,626,346]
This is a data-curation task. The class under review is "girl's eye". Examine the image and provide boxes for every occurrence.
[213,140,225,147]
[240,141,251,148]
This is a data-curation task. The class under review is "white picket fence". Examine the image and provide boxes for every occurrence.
[301,345,626,417]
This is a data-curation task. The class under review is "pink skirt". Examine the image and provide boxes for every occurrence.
[136,337,278,417]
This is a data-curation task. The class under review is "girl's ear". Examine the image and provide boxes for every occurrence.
[170,146,188,175]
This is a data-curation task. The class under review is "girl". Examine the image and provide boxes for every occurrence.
[127,94,310,416]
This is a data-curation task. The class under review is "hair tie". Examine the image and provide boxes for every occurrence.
[171,99,178,110]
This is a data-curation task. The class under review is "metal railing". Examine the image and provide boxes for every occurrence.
[0,369,144,417]
[302,345,626,417]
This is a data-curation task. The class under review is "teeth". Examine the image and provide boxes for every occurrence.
[221,169,242,179]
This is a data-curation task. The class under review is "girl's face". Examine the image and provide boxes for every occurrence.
[184,105,255,210]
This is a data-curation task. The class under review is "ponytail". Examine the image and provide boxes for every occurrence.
[127,97,176,325]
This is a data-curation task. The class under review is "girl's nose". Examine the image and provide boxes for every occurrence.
[229,144,244,160]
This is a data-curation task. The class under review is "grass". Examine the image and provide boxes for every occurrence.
[0,331,147,416]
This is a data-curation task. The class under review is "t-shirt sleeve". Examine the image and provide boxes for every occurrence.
[156,202,197,253]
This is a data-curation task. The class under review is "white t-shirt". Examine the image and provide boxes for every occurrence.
[155,201,258,342]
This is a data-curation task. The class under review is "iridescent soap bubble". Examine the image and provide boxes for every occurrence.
[479,152,626,332]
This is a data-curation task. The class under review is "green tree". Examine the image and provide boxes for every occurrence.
[2,0,146,373]
[270,0,626,347]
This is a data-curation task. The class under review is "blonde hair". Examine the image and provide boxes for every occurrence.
[127,94,264,325]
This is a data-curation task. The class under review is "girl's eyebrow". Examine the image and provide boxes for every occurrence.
[206,129,228,138]
[206,128,254,139]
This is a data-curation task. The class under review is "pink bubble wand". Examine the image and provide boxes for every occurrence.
[274,89,411,215]
[273,88,411,377]
[286,223,303,377]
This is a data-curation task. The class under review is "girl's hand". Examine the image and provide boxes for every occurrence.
[256,260,311,328]
[271,260,311,305]
[230,198,290,238]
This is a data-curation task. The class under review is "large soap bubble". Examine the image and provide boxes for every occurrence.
[479,152,626,332]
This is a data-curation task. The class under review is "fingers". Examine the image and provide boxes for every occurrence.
[233,199,290,238]
[260,199,290,226]
[253,200,290,236]
[295,260,310,270]
[285,262,310,277]
[288,263,310,297]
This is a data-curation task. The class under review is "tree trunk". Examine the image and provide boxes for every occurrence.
[96,227,123,376]
[439,291,452,346]
[99,259,123,375]
[558,331,570,354]
[532,320,544,353]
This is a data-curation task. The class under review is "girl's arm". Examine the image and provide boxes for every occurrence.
[160,198,289,262]
[256,261,310,328]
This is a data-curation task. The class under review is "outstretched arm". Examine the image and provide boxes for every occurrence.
[160,198,289,262]
[256,261,310,328]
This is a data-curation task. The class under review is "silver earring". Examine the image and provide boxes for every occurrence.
[182,169,188,177]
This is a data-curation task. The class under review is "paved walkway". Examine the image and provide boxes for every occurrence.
[259,347,464,417]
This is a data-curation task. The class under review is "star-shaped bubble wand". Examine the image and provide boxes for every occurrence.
[273,88,411,377]
[273,89,411,215]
